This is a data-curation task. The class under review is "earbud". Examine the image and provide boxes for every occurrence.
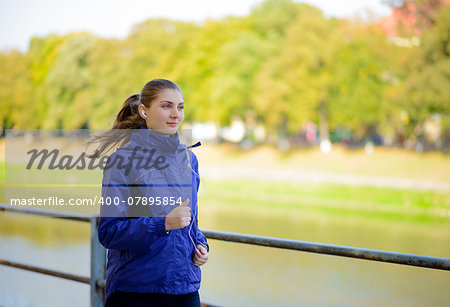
[141,111,147,118]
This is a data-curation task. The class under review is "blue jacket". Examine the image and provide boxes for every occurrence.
[98,127,208,300]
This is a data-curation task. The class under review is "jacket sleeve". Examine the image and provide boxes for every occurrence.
[191,151,209,252]
[97,153,169,251]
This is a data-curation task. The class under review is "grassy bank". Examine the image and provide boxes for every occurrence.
[197,144,450,183]
[1,178,448,247]
[1,142,449,245]
[201,179,450,223]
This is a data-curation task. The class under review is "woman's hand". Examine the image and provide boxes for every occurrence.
[193,244,209,266]
[165,199,191,231]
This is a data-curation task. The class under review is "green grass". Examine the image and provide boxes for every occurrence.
[198,144,450,182]
[1,159,449,245]
[201,179,450,223]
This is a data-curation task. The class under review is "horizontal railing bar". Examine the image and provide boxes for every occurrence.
[201,229,450,271]
[0,259,90,284]
[0,259,217,306]
[0,203,93,222]
[1,205,448,271]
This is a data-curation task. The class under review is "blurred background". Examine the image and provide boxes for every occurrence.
[0,0,449,306]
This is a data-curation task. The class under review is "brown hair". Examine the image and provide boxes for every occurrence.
[87,79,181,157]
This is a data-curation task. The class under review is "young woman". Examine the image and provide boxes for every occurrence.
[91,79,209,307]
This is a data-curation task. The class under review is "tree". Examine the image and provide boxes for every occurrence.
[253,3,341,144]
[329,22,397,142]
[399,5,450,148]
[41,33,98,129]
[0,50,32,130]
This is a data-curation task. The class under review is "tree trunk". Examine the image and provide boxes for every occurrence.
[318,100,330,142]
[318,100,332,153]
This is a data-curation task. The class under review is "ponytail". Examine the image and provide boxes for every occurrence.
[86,94,146,158]
[113,94,145,129]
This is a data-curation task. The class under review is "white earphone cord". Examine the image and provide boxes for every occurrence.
[184,146,207,251]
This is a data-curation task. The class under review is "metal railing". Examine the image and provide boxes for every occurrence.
[201,230,450,271]
[0,204,105,307]
[1,203,449,307]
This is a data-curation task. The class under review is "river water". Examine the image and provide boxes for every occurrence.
[0,204,449,306]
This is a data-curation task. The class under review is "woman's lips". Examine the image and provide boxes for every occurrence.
[167,122,178,127]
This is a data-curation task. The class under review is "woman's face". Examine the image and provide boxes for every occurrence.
[143,88,184,136]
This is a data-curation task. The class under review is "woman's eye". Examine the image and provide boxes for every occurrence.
[163,104,170,109]
[178,105,184,110]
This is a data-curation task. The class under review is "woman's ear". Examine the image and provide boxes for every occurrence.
[138,104,148,119]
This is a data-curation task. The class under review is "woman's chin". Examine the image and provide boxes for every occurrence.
[152,128,177,137]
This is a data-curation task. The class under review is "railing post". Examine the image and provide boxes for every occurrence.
[90,215,106,307]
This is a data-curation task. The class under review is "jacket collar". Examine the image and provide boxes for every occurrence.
[128,126,180,153]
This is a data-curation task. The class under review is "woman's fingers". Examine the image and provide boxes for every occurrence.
[193,258,207,266]
[197,245,207,255]
[193,256,205,266]
[193,246,209,266]
[181,217,191,227]
[181,207,191,217]
[165,199,192,230]
[194,248,203,257]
